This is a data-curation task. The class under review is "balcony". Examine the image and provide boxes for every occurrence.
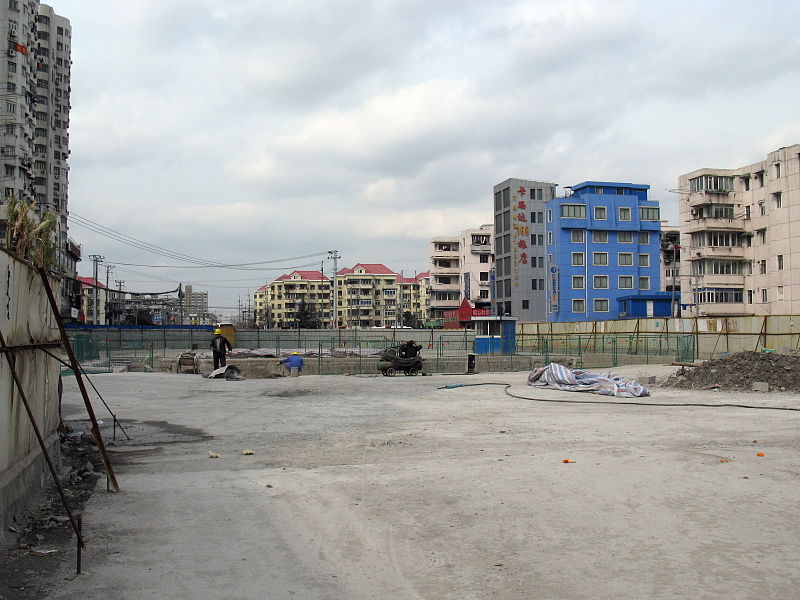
[430,298,460,309]
[684,217,745,233]
[688,246,746,260]
[431,265,460,275]
[697,302,751,317]
[431,282,460,291]
[691,273,745,287]
[471,244,492,254]
[687,190,733,208]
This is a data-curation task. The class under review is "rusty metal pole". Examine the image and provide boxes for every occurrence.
[37,267,120,492]
[0,331,85,548]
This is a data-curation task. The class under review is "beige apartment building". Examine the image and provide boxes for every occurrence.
[261,270,332,328]
[335,264,429,328]
[429,224,494,322]
[255,265,430,329]
[678,144,800,316]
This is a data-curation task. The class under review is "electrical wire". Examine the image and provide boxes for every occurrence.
[70,211,329,270]
[438,382,800,412]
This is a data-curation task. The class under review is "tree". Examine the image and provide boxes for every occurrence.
[296,300,321,329]
[402,311,422,329]
[122,308,154,326]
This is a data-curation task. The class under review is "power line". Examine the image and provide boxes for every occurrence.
[71,211,328,270]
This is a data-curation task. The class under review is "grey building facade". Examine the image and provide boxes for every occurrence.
[493,178,557,322]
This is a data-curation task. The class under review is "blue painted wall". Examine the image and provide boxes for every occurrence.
[545,181,662,322]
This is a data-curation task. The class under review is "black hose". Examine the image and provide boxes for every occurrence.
[439,382,800,412]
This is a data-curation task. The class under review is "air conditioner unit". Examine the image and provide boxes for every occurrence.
[8,49,16,57]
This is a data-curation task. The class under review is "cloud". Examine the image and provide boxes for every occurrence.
[53,0,800,312]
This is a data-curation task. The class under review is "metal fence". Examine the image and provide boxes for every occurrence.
[64,327,695,373]
[516,333,695,367]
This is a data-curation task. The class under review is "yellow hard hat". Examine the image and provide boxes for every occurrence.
[292,351,298,355]
[214,329,222,334]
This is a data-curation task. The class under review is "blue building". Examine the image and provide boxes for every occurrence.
[545,181,662,322]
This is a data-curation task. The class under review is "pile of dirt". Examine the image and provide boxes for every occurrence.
[668,351,800,392]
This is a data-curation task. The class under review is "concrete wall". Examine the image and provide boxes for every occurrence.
[0,249,61,543]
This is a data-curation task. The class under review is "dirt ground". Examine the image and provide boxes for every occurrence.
[668,351,800,392]
[19,366,800,599]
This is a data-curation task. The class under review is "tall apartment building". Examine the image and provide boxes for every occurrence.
[493,178,557,321]
[428,224,493,321]
[545,181,662,322]
[182,284,210,324]
[678,144,800,316]
[0,2,75,315]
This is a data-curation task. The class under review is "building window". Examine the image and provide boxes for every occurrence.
[592,231,608,243]
[777,286,784,302]
[522,299,529,309]
[638,232,649,244]
[547,232,552,245]
[594,206,607,220]
[639,277,650,290]
[761,288,768,303]
[571,229,585,243]
[561,204,586,218]
[618,275,633,289]
[480,254,489,263]
[759,202,765,216]
[537,257,544,268]
[547,209,552,222]
[571,252,584,266]
[5,102,15,114]
[772,192,782,208]
[593,275,609,289]
[777,255,784,270]
[3,164,13,177]
[640,207,660,221]
[757,229,766,244]
[619,207,631,221]
[618,253,633,266]
[774,162,781,178]
[694,288,744,304]
[592,252,608,266]
[572,275,584,289]
[593,299,609,312]
[537,211,543,223]
[759,260,767,274]
[618,231,633,243]
[572,299,585,313]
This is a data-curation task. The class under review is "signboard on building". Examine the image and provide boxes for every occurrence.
[549,266,559,312]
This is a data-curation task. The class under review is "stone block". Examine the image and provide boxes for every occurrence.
[752,381,770,392]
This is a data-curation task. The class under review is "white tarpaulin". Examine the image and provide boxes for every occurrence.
[528,362,650,398]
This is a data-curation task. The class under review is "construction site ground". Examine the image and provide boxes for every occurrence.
[33,365,800,599]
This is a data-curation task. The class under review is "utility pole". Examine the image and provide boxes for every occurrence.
[115,280,125,326]
[328,250,340,329]
[104,264,114,324]
[88,255,104,325]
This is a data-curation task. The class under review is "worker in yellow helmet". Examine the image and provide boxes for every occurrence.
[210,328,232,370]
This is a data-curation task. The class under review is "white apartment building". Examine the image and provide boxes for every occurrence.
[429,224,493,322]
[678,144,800,316]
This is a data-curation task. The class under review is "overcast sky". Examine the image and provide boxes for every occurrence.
[61,0,800,315]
